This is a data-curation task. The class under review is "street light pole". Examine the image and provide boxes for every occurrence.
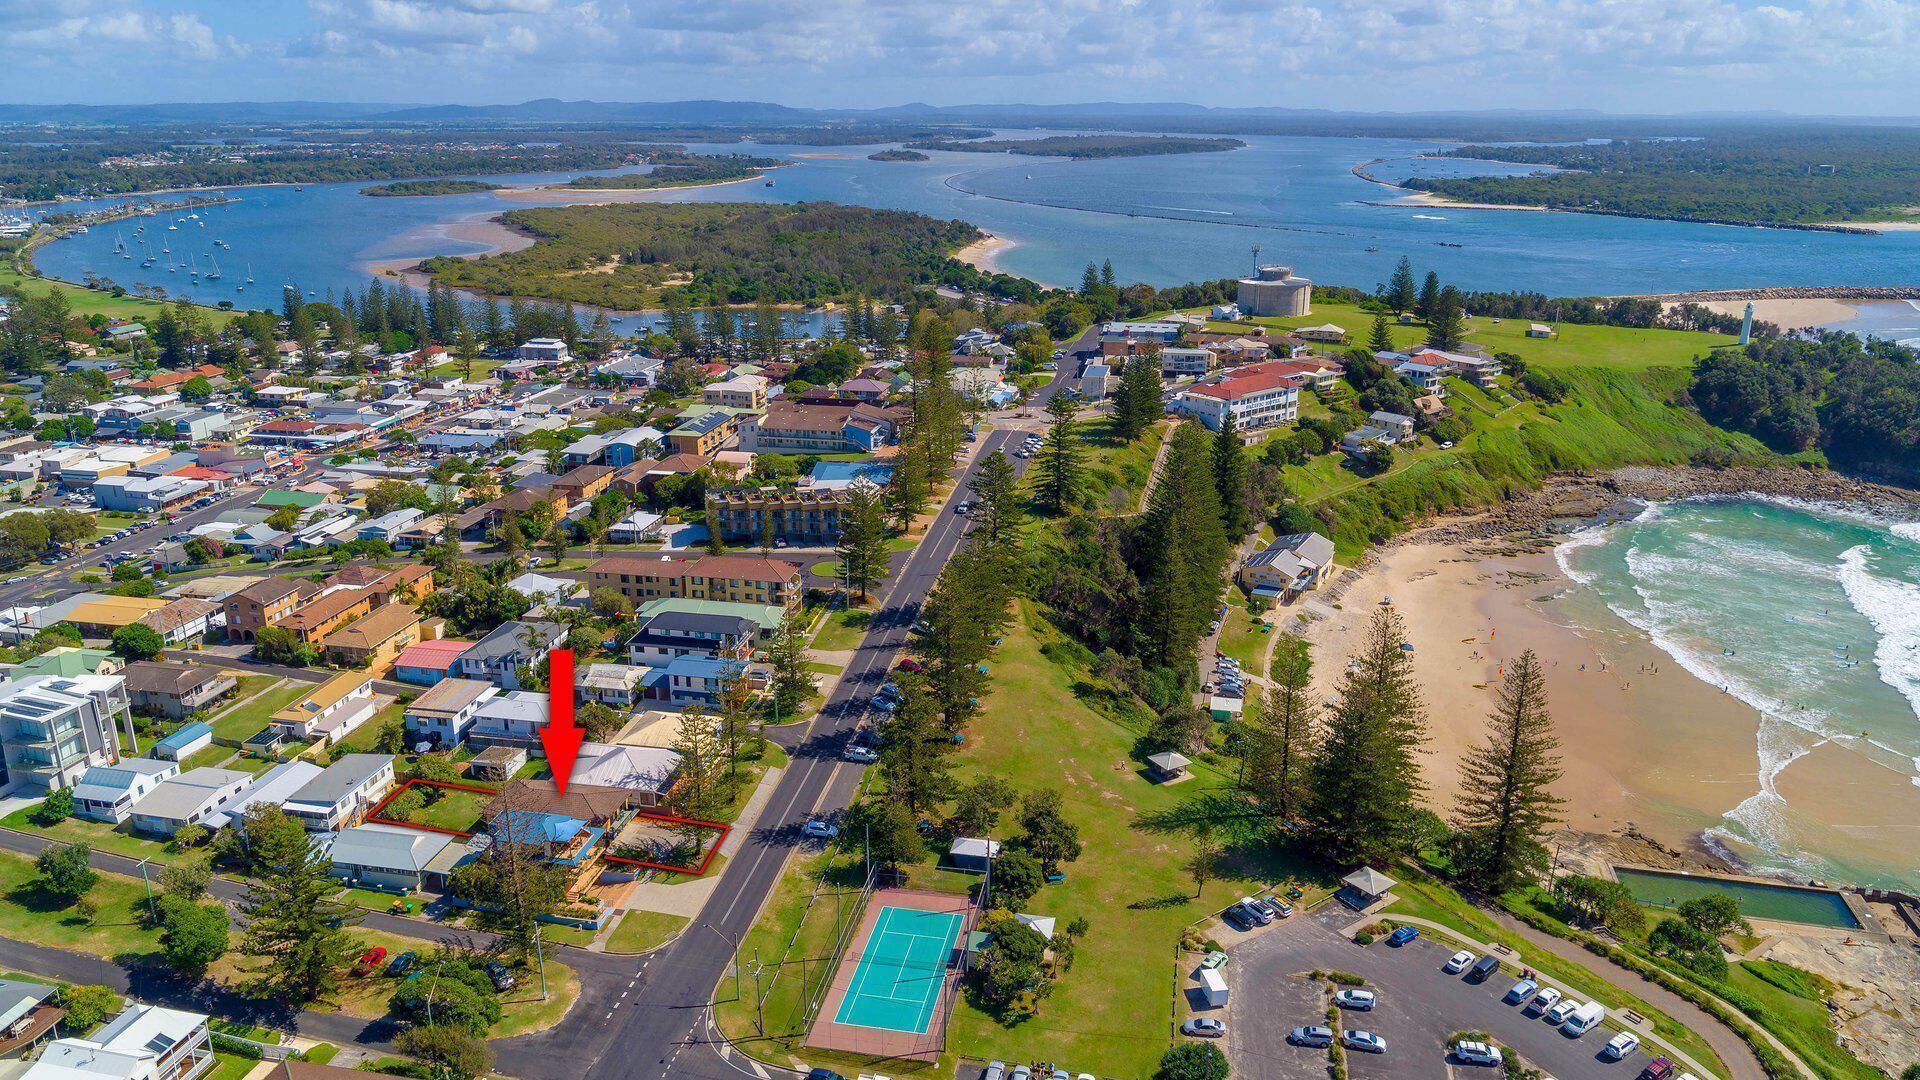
[136,857,156,922]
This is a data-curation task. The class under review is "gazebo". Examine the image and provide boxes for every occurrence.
[1146,751,1192,783]
[1340,866,1398,908]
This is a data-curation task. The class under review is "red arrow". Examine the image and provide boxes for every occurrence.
[540,648,582,795]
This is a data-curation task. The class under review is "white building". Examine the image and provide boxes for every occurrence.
[1174,370,1301,432]
[0,675,134,793]
[22,1002,213,1080]
[516,338,571,363]
[71,759,179,824]
[1158,347,1216,377]
[127,768,253,838]
[281,753,396,832]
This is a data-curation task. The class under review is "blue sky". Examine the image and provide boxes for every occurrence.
[8,0,1920,115]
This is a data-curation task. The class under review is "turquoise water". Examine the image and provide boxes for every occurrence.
[35,132,1920,314]
[1558,500,1920,890]
[1612,867,1860,928]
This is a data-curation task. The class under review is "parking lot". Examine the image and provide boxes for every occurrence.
[1212,909,1667,1080]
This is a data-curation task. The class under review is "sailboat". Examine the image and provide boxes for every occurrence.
[167,222,178,231]
[188,253,200,279]
[244,263,254,285]
[205,252,222,280]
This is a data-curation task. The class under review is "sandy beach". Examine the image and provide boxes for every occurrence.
[1367,189,1557,213]
[492,171,773,204]
[955,234,1014,273]
[1293,534,1920,878]
[1685,297,1861,327]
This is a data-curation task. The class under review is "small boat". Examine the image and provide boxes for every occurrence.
[167,223,178,231]
[245,263,254,284]
[206,252,222,280]
[764,179,774,187]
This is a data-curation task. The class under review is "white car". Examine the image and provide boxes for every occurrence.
[1341,1030,1386,1054]
[801,819,839,840]
[1453,1040,1504,1067]
[1545,998,1579,1025]
[1181,1018,1225,1038]
[1504,978,1539,1004]
[1604,1032,1642,1060]
[1527,986,1562,1015]
[1334,989,1376,1011]
[1443,950,1475,974]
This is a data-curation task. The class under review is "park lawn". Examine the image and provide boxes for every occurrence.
[0,850,166,961]
[537,922,599,948]
[1186,300,1733,371]
[925,601,1329,1078]
[606,910,688,954]
[1216,604,1271,679]
[1385,874,1726,1075]
[0,260,243,327]
[428,358,502,379]
[0,805,180,866]
[1723,961,1878,1080]
[811,607,873,653]
[208,679,306,742]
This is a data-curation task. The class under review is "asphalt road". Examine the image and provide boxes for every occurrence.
[493,376,1073,1079]
[1222,912,1665,1080]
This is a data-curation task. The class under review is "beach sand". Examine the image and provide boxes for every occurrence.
[1686,297,1861,328]
[1294,538,1920,876]
[955,234,1014,273]
[1369,190,1555,213]
[492,172,770,204]
[359,212,528,286]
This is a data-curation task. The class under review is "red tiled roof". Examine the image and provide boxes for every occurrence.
[1187,370,1303,401]
[393,639,475,671]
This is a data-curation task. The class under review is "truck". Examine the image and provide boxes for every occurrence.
[1561,1001,1608,1036]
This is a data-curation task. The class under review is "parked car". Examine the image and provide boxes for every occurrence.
[1453,1040,1504,1067]
[1468,954,1501,981]
[981,1064,1005,1080]
[484,960,516,991]
[1243,897,1280,924]
[350,947,387,976]
[1444,950,1475,973]
[1527,986,1563,1015]
[1341,1030,1387,1054]
[1544,998,1579,1025]
[1504,978,1538,1004]
[1008,1067,1031,1080]
[1638,1058,1676,1080]
[1604,1032,1642,1060]
[806,1070,845,1080]
[870,694,898,712]
[802,818,840,840]
[896,658,923,673]
[385,951,418,977]
[1200,951,1229,970]
[1334,989,1376,1011]
[1387,926,1420,945]
[1288,1026,1334,1048]
[1181,1018,1225,1038]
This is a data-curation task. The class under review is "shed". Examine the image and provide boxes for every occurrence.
[1208,695,1243,721]
[1340,866,1397,906]
[150,721,213,762]
[947,836,1002,873]
[1197,966,1229,1007]
[1146,751,1191,783]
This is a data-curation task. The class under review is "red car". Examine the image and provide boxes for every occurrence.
[896,658,923,673]
[351,947,388,976]
[1638,1060,1675,1080]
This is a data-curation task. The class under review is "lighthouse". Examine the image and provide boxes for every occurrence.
[1740,301,1754,346]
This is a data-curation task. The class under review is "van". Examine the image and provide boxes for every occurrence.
[1562,1001,1607,1036]
[1468,954,1501,982]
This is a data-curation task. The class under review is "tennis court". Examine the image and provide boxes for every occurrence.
[831,905,964,1034]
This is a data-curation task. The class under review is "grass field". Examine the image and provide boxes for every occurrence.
[606,910,688,954]
[1028,416,1168,516]
[408,789,493,833]
[1215,604,1272,679]
[1188,300,1735,371]
[0,805,181,866]
[330,700,404,754]
[811,607,874,653]
[0,850,165,960]
[1724,961,1877,1080]
[208,679,306,742]
[0,259,244,328]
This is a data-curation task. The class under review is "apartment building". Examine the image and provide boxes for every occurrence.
[704,485,861,545]
[0,675,134,793]
[586,554,803,611]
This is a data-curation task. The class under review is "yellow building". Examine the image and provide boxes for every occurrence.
[64,596,171,638]
[321,603,422,676]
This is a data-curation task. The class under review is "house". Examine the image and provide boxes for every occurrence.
[1369,411,1415,441]
[625,606,761,665]
[948,836,1001,873]
[136,599,221,646]
[402,677,498,749]
[468,745,527,782]
[63,595,171,638]
[1174,369,1301,432]
[357,509,425,545]
[0,675,133,793]
[1393,359,1449,396]
[1238,531,1336,598]
[329,563,435,606]
[652,654,741,706]
[703,373,769,410]
[321,603,421,675]
[269,670,377,744]
[202,759,322,830]
[515,338,571,363]
[482,780,631,833]
[453,621,565,690]
[1527,323,1555,338]
[281,753,396,831]
[149,721,214,763]
[666,410,738,457]
[22,1003,212,1080]
[0,976,61,1058]
[71,759,179,824]
[8,647,122,680]
[551,464,615,505]
[276,587,374,645]
[563,742,680,807]
[580,663,646,708]
[329,823,458,893]
[466,691,550,751]
[1294,323,1347,344]
[390,638,474,686]
[506,572,582,610]
[606,510,664,544]
[1077,363,1114,399]
[127,767,253,837]
[1340,424,1398,455]
[586,554,802,611]
[1158,347,1217,377]
[222,578,306,643]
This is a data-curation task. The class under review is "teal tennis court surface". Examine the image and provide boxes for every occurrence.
[831,905,963,1034]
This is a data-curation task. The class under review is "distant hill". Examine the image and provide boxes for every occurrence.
[372,98,816,124]
[0,101,419,123]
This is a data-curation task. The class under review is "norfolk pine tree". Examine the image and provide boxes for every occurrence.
[1034,392,1085,515]
[1367,311,1394,353]
[1452,649,1565,892]
[235,809,362,1003]
[1308,608,1428,866]
[767,608,815,719]
[1211,410,1250,538]
[834,483,889,602]
[1135,422,1229,666]
[1248,636,1316,824]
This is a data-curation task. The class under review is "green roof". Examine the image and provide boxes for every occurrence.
[634,597,783,632]
[257,490,326,509]
[11,647,117,679]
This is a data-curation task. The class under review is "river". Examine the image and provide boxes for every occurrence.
[30,132,1920,332]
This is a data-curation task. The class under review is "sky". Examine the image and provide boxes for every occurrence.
[7,0,1920,116]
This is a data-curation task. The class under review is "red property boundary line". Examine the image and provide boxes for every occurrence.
[603,811,730,876]
[364,778,499,838]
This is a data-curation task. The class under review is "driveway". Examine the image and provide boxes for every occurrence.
[1218,911,1663,1080]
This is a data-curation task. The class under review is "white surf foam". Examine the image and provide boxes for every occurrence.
[1836,544,1920,728]
[1891,521,1920,544]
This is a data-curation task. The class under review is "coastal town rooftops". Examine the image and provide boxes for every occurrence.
[393,638,473,672]
[120,661,224,697]
[408,677,496,714]
[1185,369,1303,400]
[235,577,303,605]
[321,603,419,649]
[332,822,456,872]
[286,753,393,806]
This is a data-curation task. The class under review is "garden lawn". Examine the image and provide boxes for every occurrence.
[203,1054,257,1080]
[330,700,404,754]
[0,806,180,866]
[208,679,306,742]
[932,602,1329,1078]
[811,607,873,653]
[404,789,492,834]
[606,910,688,954]
[0,851,166,961]
[1215,605,1270,679]
[181,744,240,771]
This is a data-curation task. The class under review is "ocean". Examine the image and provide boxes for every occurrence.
[1556,499,1920,890]
[32,132,1920,317]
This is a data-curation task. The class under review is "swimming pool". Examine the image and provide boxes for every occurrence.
[1613,867,1862,929]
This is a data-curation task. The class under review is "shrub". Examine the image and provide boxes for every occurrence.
[35,842,96,899]
[59,984,118,1031]
[1352,930,1374,945]
[1154,1042,1228,1080]
[29,788,73,826]
[210,1033,264,1059]
[1325,970,1367,986]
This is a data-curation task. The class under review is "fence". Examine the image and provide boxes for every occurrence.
[738,858,878,1038]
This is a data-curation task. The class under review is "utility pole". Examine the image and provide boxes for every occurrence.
[753,947,764,1035]
[136,857,156,922]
